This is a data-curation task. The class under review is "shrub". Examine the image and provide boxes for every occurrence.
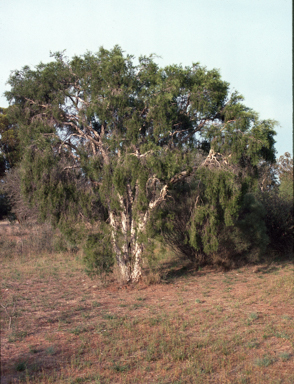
[156,183,270,268]
[83,225,114,277]
[207,193,269,267]
[0,190,11,220]
[255,190,293,256]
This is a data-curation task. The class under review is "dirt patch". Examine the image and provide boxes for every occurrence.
[1,249,293,383]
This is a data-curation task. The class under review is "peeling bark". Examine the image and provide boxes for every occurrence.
[107,151,221,283]
[108,190,148,283]
[130,241,143,282]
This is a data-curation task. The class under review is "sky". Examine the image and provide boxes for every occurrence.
[0,0,292,157]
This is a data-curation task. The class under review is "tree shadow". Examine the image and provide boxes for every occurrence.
[159,258,213,282]
[1,346,63,384]
[158,250,293,283]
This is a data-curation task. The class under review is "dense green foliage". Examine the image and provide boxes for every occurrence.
[0,107,20,177]
[83,224,114,277]
[256,190,293,256]
[0,191,10,220]
[5,46,282,281]
[277,152,293,201]
[152,177,271,269]
[0,107,20,219]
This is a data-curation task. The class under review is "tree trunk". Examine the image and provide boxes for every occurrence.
[130,240,143,282]
[109,209,144,283]
[110,231,143,283]
[108,182,167,283]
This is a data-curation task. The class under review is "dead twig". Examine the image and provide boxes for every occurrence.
[1,302,16,330]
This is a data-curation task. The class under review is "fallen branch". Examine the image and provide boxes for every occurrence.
[1,302,16,330]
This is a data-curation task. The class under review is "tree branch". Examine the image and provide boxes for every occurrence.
[62,165,81,171]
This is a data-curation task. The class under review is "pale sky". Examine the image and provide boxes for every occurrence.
[0,0,292,157]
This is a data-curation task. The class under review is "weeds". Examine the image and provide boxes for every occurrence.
[279,352,291,361]
[102,314,116,320]
[248,312,259,321]
[254,355,274,367]
[15,361,27,372]
[1,223,294,383]
[70,326,88,335]
[92,301,102,308]
[29,345,39,354]
[275,331,289,339]
[112,363,130,372]
[8,330,28,343]
[46,346,56,355]
[247,340,259,349]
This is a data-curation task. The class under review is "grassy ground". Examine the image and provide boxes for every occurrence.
[1,222,294,383]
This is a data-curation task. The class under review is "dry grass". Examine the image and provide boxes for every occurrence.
[1,222,294,383]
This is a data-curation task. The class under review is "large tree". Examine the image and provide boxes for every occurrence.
[5,46,276,282]
[0,107,19,177]
[0,107,20,219]
[277,152,293,200]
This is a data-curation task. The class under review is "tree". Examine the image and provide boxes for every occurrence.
[0,107,19,177]
[2,167,40,223]
[151,159,271,269]
[276,152,293,200]
[254,152,293,256]
[0,107,20,219]
[5,46,277,282]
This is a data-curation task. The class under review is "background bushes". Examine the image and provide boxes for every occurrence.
[83,224,114,277]
[256,190,293,257]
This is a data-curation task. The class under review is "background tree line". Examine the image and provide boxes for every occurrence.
[1,47,293,282]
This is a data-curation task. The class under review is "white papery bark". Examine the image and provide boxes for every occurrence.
[108,187,156,283]
[107,152,217,283]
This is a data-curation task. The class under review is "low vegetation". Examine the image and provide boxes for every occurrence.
[1,222,293,383]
